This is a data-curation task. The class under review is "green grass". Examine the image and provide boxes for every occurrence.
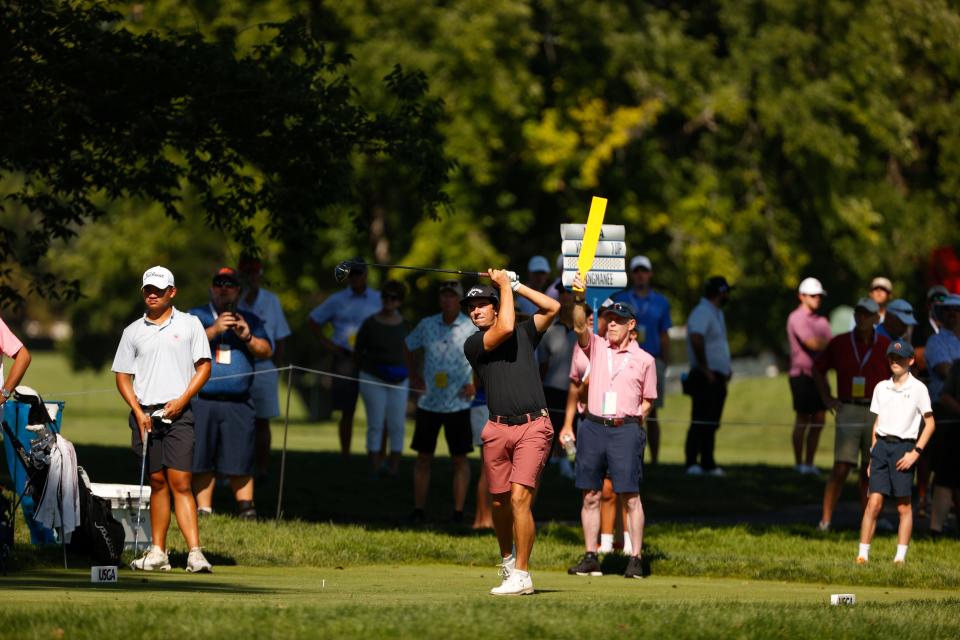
[1,565,958,639]
[3,353,956,639]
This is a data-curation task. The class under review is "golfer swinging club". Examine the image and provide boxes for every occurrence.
[463,267,560,595]
[113,266,213,572]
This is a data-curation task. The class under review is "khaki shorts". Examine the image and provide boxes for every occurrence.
[834,403,872,466]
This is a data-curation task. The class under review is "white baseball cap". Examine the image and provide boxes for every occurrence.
[630,255,652,271]
[528,255,550,273]
[798,277,826,296]
[142,266,175,289]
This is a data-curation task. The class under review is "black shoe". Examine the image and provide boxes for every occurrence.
[624,555,644,579]
[237,500,257,520]
[409,509,426,525]
[451,510,464,525]
[567,552,602,576]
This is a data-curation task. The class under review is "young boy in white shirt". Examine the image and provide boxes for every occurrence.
[857,340,935,564]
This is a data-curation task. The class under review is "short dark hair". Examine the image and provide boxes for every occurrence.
[381,280,406,300]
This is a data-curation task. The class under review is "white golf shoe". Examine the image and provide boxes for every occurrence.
[490,570,534,596]
[130,545,171,571]
[186,547,213,573]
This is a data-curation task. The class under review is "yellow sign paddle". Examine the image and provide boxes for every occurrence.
[573,196,608,292]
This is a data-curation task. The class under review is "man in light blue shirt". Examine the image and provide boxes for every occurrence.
[404,280,477,523]
[309,259,380,456]
[238,255,292,478]
[684,276,733,476]
[613,255,672,464]
[925,295,960,404]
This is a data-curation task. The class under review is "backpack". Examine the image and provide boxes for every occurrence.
[67,472,125,566]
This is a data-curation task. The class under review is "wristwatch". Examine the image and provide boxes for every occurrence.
[914,446,924,454]
[1,388,10,400]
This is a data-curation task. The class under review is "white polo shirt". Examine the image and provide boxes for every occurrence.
[869,373,932,440]
[112,307,211,405]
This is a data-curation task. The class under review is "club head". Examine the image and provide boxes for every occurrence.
[333,261,352,283]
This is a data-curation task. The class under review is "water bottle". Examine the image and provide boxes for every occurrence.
[561,434,577,456]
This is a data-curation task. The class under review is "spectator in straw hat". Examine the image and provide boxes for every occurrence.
[786,277,832,474]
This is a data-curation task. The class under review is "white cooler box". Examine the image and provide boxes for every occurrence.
[89,483,152,549]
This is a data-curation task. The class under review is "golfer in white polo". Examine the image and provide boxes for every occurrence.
[113,266,213,572]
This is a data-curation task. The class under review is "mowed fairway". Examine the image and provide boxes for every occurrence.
[2,354,960,638]
[1,565,959,639]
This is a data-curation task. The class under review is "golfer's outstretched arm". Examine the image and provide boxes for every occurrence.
[483,269,515,351]
[518,283,560,333]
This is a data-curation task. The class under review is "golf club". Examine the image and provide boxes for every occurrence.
[133,428,149,556]
[333,260,492,284]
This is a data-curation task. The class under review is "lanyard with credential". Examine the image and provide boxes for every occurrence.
[849,331,877,373]
[607,348,632,382]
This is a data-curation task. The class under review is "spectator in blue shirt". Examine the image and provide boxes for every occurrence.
[238,255,292,478]
[190,267,273,519]
[308,259,381,456]
[612,255,672,464]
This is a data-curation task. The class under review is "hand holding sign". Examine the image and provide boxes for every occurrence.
[573,196,608,293]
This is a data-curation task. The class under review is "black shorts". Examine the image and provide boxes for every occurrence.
[192,396,257,476]
[789,375,827,414]
[130,407,195,475]
[332,352,360,412]
[411,408,473,456]
[868,438,915,498]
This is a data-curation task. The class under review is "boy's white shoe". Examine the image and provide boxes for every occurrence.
[490,571,534,596]
[186,547,213,573]
[130,545,171,571]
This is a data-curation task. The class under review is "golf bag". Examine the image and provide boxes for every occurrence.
[1,386,124,566]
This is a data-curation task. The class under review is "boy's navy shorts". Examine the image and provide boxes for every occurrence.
[868,438,916,498]
[574,418,645,493]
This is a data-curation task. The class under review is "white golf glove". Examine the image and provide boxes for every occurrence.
[506,270,521,291]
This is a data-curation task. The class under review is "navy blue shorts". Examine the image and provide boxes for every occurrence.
[574,418,645,493]
[192,396,256,476]
[868,438,916,498]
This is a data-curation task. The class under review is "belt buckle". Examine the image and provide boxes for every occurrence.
[612,418,624,427]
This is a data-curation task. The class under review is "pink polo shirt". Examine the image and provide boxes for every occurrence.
[568,346,590,414]
[578,332,657,418]
[786,306,832,377]
[0,318,24,382]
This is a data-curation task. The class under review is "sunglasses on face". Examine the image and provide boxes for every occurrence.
[213,280,239,289]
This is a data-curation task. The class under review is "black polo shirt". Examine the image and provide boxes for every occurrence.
[464,319,546,417]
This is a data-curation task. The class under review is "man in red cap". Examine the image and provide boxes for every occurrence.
[189,267,273,520]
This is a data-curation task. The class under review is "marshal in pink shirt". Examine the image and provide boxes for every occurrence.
[578,332,657,418]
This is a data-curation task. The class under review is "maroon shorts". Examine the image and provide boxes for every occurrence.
[481,415,554,494]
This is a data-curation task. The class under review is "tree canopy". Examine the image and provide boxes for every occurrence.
[4,0,960,367]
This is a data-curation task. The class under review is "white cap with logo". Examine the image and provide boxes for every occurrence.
[142,266,175,290]
[798,277,826,296]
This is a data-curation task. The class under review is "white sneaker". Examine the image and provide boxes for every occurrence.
[185,547,213,573]
[130,545,171,571]
[490,571,534,596]
[686,464,704,475]
[817,521,831,532]
[794,464,807,474]
[496,555,515,581]
[707,467,725,477]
